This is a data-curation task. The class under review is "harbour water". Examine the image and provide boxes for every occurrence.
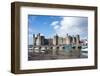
[28,45,88,61]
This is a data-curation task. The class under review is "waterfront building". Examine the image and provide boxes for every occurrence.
[33,33,80,46]
[58,37,63,45]
[36,33,41,45]
[53,34,58,45]
[76,34,80,45]
[41,36,45,45]
[48,38,53,45]
[33,34,36,45]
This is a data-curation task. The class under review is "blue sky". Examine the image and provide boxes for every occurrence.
[28,15,88,45]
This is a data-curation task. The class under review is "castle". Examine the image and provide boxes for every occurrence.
[33,33,80,46]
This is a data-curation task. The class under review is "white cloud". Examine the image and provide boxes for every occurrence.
[54,25,59,29]
[51,21,59,26]
[59,17,80,35]
[51,17,87,38]
[41,33,44,36]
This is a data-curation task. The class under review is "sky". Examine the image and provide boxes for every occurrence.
[28,15,88,45]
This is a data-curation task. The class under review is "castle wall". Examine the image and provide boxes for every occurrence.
[33,33,80,46]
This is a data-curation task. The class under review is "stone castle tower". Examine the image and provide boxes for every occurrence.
[33,34,36,45]
[76,35,80,45]
[36,33,41,45]
[53,34,58,45]
[33,33,80,46]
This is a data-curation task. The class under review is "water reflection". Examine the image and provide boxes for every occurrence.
[28,45,88,60]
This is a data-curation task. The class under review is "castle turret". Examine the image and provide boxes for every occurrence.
[66,33,70,45]
[72,35,76,44]
[36,33,41,45]
[41,36,45,45]
[53,34,58,45]
[33,34,36,46]
[76,34,80,45]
